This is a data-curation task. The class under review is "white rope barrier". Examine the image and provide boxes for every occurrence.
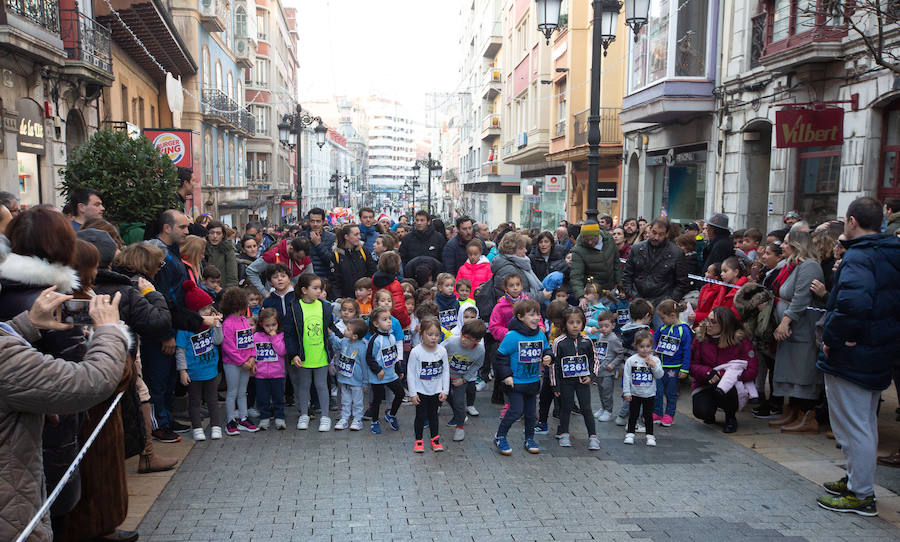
[16,390,126,542]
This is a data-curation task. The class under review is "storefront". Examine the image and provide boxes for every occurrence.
[520,175,567,231]
[642,145,708,224]
[15,98,47,208]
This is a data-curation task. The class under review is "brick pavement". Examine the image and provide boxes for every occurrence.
[137,390,900,542]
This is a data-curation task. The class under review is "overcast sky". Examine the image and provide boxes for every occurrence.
[286,0,462,122]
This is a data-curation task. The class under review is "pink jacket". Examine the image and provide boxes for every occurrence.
[252,331,286,379]
[222,315,257,366]
[489,294,526,342]
[456,257,493,293]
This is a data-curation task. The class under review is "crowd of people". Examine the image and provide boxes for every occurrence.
[1,189,899,542]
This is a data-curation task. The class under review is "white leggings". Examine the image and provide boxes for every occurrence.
[224,363,250,422]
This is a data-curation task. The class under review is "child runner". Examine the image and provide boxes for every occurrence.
[623,330,664,446]
[330,318,369,431]
[615,298,654,428]
[549,307,600,450]
[354,277,373,319]
[407,319,450,452]
[444,319,487,441]
[253,308,287,430]
[588,310,624,422]
[653,300,692,427]
[455,278,475,310]
[220,286,259,435]
[365,307,404,434]
[435,272,460,331]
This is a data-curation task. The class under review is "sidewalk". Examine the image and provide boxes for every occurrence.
[121,435,194,532]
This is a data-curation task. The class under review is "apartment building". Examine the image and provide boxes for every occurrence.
[366,97,417,209]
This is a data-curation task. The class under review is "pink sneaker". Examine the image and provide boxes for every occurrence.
[661,415,674,427]
[238,419,259,432]
[652,413,663,424]
[499,404,509,420]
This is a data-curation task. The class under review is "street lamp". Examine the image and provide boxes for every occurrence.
[403,179,420,215]
[329,169,341,209]
[535,0,648,224]
[412,152,442,215]
[278,104,327,214]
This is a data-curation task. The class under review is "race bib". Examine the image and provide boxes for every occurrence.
[594,341,608,360]
[439,309,457,328]
[337,353,356,378]
[236,328,254,350]
[190,329,213,357]
[420,360,443,380]
[403,328,412,345]
[616,309,630,325]
[517,340,542,379]
[561,354,590,378]
[449,354,471,374]
[255,342,277,362]
[655,334,681,356]
[381,345,398,368]
[631,367,653,386]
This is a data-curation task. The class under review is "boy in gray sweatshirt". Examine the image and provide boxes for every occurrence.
[444,319,487,442]
[589,311,625,422]
[622,329,664,446]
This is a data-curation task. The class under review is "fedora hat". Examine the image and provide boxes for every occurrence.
[707,213,731,232]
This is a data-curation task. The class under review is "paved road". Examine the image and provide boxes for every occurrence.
[138,388,900,541]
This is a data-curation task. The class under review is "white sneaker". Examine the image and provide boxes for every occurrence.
[593,408,604,419]
[192,428,206,441]
[349,419,362,431]
[334,418,349,431]
[210,426,222,440]
[297,415,310,430]
[453,427,465,441]
[259,418,270,430]
[475,380,488,392]
[247,407,260,418]
[646,435,657,447]
[598,410,613,422]
[624,433,635,445]
[615,415,627,426]
[318,417,331,432]
[274,419,286,430]
[466,406,480,416]
[636,422,646,433]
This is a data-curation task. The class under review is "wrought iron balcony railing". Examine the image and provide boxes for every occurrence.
[5,0,60,33]
[59,9,112,74]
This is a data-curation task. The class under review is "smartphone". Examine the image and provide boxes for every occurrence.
[60,299,92,326]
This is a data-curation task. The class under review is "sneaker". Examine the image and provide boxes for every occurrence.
[238,419,259,432]
[588,435,601,451]
[384,412,399,431]
[661,415,674,427]
[524,438,540,454]
[431,436,444,452]
[334,418,349,431]
[466,406,480,416]
[192,428,206,441]
[593,408,604,419]
[494,435,512,455]
[210,426,223,439]
[274,419,286,430]
[559,433,571,447]
[623,433,635,445]
[170,420,191,433]
[636,422,646,433]
[823,476,850,496]
[652,413,663,424]
[370,420,382,434]
[296,415,310,430]
[534,422,549,435]
[723,416,737,434]
[414,439,425,453]
[225,420,239,436]
[475,379,488,392]
[614,415,627,426]
[453,427,465,441]
[646,435,657,447]
[152,428,181,443]
[598,410,612,422]
[752,404,782,419]
[318,417,331,432]
[349,419,362,431]
[247,407,260,419]
[258,418,270,430]
[555,428,564,439]
[499,404,509,419]
[816,494,878,516]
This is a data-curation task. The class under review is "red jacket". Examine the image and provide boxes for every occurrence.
[262,239,312,278]
[720,276,748,320]
[689,336,758,392]
[694,283,725,326]
[455,257,493,293]
[372,271,410,328]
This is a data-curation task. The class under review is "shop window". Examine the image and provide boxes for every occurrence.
[880,102,900,198]
[796,146,840,226]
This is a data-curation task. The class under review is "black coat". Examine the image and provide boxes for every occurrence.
[442,235,486,275]
[702,233,734,272]
[404,256,443,285]
[330,244,376,299]
[93,269,171,355]
[528,244,568,281]
[398,225,446,264]
[622,240,690,304]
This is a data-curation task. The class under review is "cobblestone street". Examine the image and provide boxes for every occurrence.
[137,390,900,541]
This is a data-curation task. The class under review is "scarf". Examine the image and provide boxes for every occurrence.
[771,262,796,298]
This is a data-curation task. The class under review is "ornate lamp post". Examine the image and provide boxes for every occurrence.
[412,152,442,215]
[278,104,327,214]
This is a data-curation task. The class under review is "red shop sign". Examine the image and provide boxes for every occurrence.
[775,108,844,149]
[144,129,194,167]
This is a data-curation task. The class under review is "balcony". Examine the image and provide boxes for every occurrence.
[758,1,849,73]
[201,88,255,135]
[572,108,622,147]
[59,9,113,84]
[478,20,501,58]
[1,0,67,65]
[233,36,253,69]
[480,113,500,140]
[480,162,498,176]
[199,0,225,32]
[481,68,501,100]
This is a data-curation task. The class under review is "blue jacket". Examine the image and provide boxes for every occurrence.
[262,288,295,323]
[818,233,900,390]
[494,318,550,385]
[329,335,369,387]
[653,322,692,373]
[299,229,336,278]
[365,329,400,384]
[435,292,460,329]
[283,297,339,362]
[359,223,377,252]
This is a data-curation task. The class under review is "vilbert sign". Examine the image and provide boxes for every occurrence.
[775,107,844,148]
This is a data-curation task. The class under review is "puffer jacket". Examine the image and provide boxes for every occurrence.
[818,233,900,390]
[622,239,689,304]
[204,239,238,288]
[93,268,171,356]
[570,232,621,299]
[528,244,568,281]
[330,244,376,299]
[398,225,445,264]
[372,271,410,328]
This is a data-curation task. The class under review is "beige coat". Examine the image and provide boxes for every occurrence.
[0,313,129,542]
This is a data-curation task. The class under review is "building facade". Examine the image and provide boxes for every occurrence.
[303,128,351,213]
[366,97,417,211]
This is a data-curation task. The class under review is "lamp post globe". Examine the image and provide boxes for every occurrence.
[624,0,650,40]
[277,118,290,145]
[535,0,562,43]
[314,120,328,149]
[599,0,621,54]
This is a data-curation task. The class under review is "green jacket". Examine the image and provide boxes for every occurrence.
[570,231,621,299]
[204,240,238,288]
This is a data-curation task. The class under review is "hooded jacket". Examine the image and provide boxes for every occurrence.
[622,239,690,305]
[372,270,410,328]
[570,232,621,299]
[245,238,313,296]
[398,225,446,264]
[365,328,400,384]
[694,282,726,325]
[488,294,523,342]
[490,253,545,301]
[455,255,493,293]
[493,317,550,385]
[435,291,461,329]
[818,233,900,390]
[204,239,238,288]
[330,244,376,299]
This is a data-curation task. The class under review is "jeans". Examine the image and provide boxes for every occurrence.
[142,341,175,429]
[627,396,655,435]
[223,363,251,422]
[297,366,329,416]
[558,381,595,436]
[255,377,285,420]
[448,382,468,426]
[188,376,222,430]
[339,383,364,421]
[497,381,540,439]
[414,393,441,440]
[654,369,680,417]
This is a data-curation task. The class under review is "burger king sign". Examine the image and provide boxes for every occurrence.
[144,129,193,168]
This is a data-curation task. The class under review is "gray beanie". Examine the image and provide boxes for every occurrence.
[77,228,117,268]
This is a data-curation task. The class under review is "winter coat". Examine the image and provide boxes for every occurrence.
[528,244,567,282]
[0,313,129,542]
[146,238,202,334]
[236,253,254,288]
[330,244,376,299]
[689,334,758,393]
[398,225,445,264]
[773,259,823,395]
[488,294,521,342]
[702,234,734,272]
[372,271,411,328]
[299,228,336,278]
[694,283,725,325]
[570,232,621,299]
[493,317,551,385]
[622,239,689,305]
[442,235,485,275]
[733,282,777,356]
[204,240,238,288]
[358,223,378,252]
[720,276,749,320]
[818,233,900,390]
[404,255,443,285]
[885,212,900,236]
[455,256,493,293]
[491,253,544,301]
[93,268,171,356]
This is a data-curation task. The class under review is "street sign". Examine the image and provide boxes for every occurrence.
[598,182,617,199]
[545,174,563,192]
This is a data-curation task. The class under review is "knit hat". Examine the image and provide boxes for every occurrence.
[77,228,117,268]
[183,280,213,312]
[783,210,801,224]
[581,222,600,236]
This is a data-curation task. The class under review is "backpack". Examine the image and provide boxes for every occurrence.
[474,274,503,324]
[333,247,366,265]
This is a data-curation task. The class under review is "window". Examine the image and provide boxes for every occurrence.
[138,97,145,128]
[227,71,233,99]
[120,85,128,122]
[131,99,137,126]
[204,132,213,185]
[237,144,244,186]
[228,141,235,186]
[880,101,900,198]
[631,0,669,90]
[215,61,222,91]
[675,0,708,76]
[796,146,840,227]
[217,135,225,186]
[257,11,268,40]
[252,105,267,135]
[767,0,847,47]
[236,80,243,107]
[254,58,269,86]
[202,47,210,88]
[235,6,247,38]
[150,105,156,126]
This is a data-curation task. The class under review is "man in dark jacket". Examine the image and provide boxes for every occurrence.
[398,210,445,265]
[299,207,335,278]
[815,198,900,516]
[702,213,734,271]
[442,216,484,274]
[623,219,689,326]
